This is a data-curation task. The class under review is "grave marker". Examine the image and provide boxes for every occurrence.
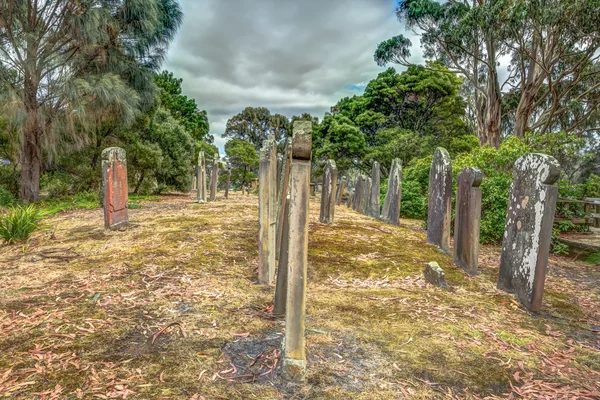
[196,151,207,203]
[209,155,219,201]
[381,158,402,225]
[102,147,128,230]
[454,167,483,275]
[369,162,381,218]
[336,176,347,206]
[319,159,337,224]
[427,147,452,252]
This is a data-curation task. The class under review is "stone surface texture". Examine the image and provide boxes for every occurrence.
[319,159,338,224]
[368,162,381,218]
[196,151,207,203]
[102,147,128,230]
[454,167,483,275]
[423,262,449,289]
[381,158,402,225]
[336,176,347,206]
[427,147,452,252]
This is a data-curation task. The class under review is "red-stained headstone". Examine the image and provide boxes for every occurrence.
[102,147,128,230]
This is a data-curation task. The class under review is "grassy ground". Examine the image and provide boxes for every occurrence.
[0,192,598,399]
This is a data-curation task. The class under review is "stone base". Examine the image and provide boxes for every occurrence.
[282,358,306,381]
[107,220,128,231]
[424,261,449,289]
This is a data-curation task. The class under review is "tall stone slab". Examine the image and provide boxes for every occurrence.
[497,154,560,312]
[336,176,347,206]
[427,147,452,252]
[347,188,354,208]
[381,158,403,225]
[191,166,197,191]
[273,195,290,317]
[319,160,337,224]
[224,167,231,200]
[352,177,364,211]
[258,138,277,284]
[276,139,292,260]
[283,121,312,381]
[368,162,381,218]
[209,155,219,201]
[196,151,207,203]
[102,147,128,230]
[454,167,483,275]
[362,177,371,215]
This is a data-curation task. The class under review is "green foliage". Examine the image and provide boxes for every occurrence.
[40,192,100,216]
[0,186,16,207]
[225,139,259,189]
[400,179,427,220]
[0,204,45,244]
[585,252,600,265]
[223,107,290,150]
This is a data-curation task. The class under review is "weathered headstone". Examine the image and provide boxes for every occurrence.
[319,159,337,224]
[352,177,364,211]
[368,162,381,218]
[310,183,316,197]
[241,185,245,195]
[362,177,371,215]
[454,167,483,275]
[258,138,277,284]
[497,154,560,312]
[427,147,452,252]
[102,147,128,230]
[209,155,219,202]
[273,195,290,317]
[283,121,312,381]
[336,176,347,206]
[196,151,207,203]
[347,188,355,208]
[276,139,292,260]
[191,166,197,191]
[424,262,449,289]
[381,158,402,225]
[224,168,231,200]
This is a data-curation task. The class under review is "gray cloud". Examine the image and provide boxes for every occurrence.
[163,0,421,151]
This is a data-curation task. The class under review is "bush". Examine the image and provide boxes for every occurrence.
[0,186,17,207]
[0,204,45,244]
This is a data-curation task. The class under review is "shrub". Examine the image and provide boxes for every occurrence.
[0,186,16,207]
[0,204,45,244]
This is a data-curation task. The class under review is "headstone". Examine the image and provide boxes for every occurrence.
[276,139,292,260]
[273,195,290,317]
[497,154,560,312]
[241,185,245,195]
[347,188,355,208]
[191,166,197,191]
[352,177,364,211]
[277,154,283,196]
[310,183,316,196]
[258,138,277,284]
[368,162,381,218]
[102,147,128,230]
[319,159,337,224]
[454,167,483,275]
[336,176,347,206]
[427,147,452,252]
[196,151,207,203]
[381,158,402,225]
[209,155,219,201]
[362,177,371,215]
[224,168,231,200]
[283,121,312,381]
[423,262,449,289]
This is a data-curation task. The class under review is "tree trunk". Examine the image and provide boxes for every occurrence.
[479,37,502,148]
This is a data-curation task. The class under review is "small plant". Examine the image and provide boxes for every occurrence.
[0,187,17,207]
[585,252,600,265]
[0,204,45,244]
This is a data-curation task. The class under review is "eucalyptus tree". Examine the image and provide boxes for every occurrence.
[0,0,182,201]
[223,107,290,151]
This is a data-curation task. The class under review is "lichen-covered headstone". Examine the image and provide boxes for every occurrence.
[196,151,207,203]
[336,176,347,206]
[454,167,483,275]
[283,121,312,381]
[427,147,452,252]
[319,159,337,224]
[368,162,381,218]
[362,177,371,215]
[497,154,560,312]
[209,155,219,202]
[423,262,449,289]
[381,158,402,225]
[352,177,364,211]
[102,147,128,230]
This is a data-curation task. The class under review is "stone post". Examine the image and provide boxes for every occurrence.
[196,151,207,203]
[347,188,355,208]
[283,121,312,381]
[362,177,371,215]
[319,159,337,224]
[277,154,283,197]
[273,195,290,317]
[191,166,197,191]
[427,147,452,252]
[368,162,381,218]
[209,155,219,202]
[497,154,560,312]
[352,177,364,211]
[454,167,483,275]
[310,183,316,196]
[381,158,403,225]
[102,147,128,230]
[224,168,231,200]
[258,137,277,284]
[336,176,347,206]
[276,139,292,260]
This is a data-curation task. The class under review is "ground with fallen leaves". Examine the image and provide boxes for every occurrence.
[0,192,599,399]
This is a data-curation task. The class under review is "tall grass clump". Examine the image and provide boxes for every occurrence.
[0,204,45,244]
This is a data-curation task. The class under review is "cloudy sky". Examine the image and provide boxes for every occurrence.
[163,0,422,152]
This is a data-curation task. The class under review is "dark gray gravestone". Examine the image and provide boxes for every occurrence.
[336,176,347,206]
[497,154,560,312]
[319,159,337,224]
[347,188,355,208]
[368,162,381,218]
[362,177,371,215]
[427,147,452,252]
[454,167,483,275]
[352,177,364,211]
[381,158,402,225]
[274,195,290,317]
